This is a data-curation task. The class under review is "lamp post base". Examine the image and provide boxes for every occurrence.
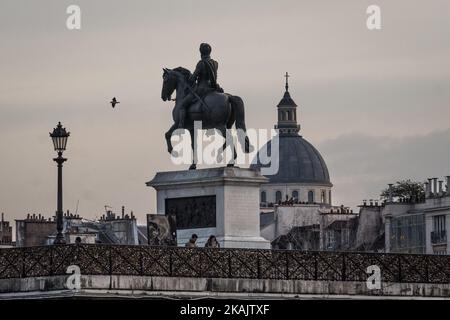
[54,234,66,245]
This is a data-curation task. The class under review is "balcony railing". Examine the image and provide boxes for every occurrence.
[431,230,447,245]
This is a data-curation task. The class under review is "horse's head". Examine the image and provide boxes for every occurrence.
[161,68,177,101]
[161,67,192,102]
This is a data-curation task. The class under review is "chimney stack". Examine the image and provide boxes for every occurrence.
[388,184,394,202]
[428,178,433,196]
[425,182,431,198]
[439,180,443,195]
[433,178,438,197]
[122,206,125,219]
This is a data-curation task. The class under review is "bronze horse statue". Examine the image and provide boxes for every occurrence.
[161,67,253,170]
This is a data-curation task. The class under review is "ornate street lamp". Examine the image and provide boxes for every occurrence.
[50,122,70,244]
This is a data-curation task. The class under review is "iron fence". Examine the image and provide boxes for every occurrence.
[431,230,447,245]
[0,244,450,283]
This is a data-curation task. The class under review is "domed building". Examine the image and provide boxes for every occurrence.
[251,73,333,207]
[252,74,358,251]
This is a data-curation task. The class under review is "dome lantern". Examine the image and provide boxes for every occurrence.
[275,72,300,136]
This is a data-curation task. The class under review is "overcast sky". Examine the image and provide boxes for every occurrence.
[1,0,449,228]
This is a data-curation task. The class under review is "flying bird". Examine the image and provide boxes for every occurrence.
[110,97,120,108]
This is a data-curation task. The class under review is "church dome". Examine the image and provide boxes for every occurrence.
[251,72,332,186]
[251,135,331,185]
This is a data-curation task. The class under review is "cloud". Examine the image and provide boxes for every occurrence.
[319,129,450,208]
[1,0,450,235]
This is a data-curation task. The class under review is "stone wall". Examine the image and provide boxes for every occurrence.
[1,275,450,299]
[15,220,56,247]
[354,206,383,250]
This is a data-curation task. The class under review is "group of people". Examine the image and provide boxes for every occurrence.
[278,195,299,206]
[185,234,220,248]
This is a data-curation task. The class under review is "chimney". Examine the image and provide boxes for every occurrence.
[433,178,438,196]
[439,180,443,195]
[122,206,125,219]
[428,178,433,196]
[388,184,394,202]
[425,182,431,198]
[446,176,450,193]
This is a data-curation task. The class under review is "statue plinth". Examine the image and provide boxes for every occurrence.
[146,167,270,249]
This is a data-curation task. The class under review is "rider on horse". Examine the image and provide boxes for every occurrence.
[177,43,223,128]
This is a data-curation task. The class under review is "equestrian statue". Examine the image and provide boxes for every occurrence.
[161,43,253,170]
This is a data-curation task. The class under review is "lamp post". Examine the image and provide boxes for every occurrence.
[50,122,70,245]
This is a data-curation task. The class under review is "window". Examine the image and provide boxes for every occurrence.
[433,215,446,233]
[321,190,326,203]
[288,110,292,121]
[390,214,425,254]
[308,190,314,204]
[342,229,350,246]
[275,191,282,203]
[292,190,299,201]
[329,190,332,205]
[261,191,267,203]
[326,231,335,250]
[432,215,446,244]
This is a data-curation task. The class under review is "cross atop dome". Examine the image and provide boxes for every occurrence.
[284,72,290,92]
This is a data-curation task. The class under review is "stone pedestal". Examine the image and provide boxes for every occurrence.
[146,167,270,249]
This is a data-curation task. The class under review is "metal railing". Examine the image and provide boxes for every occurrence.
[431,230,447,245]
[0,244,450,283]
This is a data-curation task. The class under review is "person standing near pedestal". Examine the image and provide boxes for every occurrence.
[185,234,198,247]
[205,235,220,248]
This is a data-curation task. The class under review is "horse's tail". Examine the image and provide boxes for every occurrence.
[228,95,253,153]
